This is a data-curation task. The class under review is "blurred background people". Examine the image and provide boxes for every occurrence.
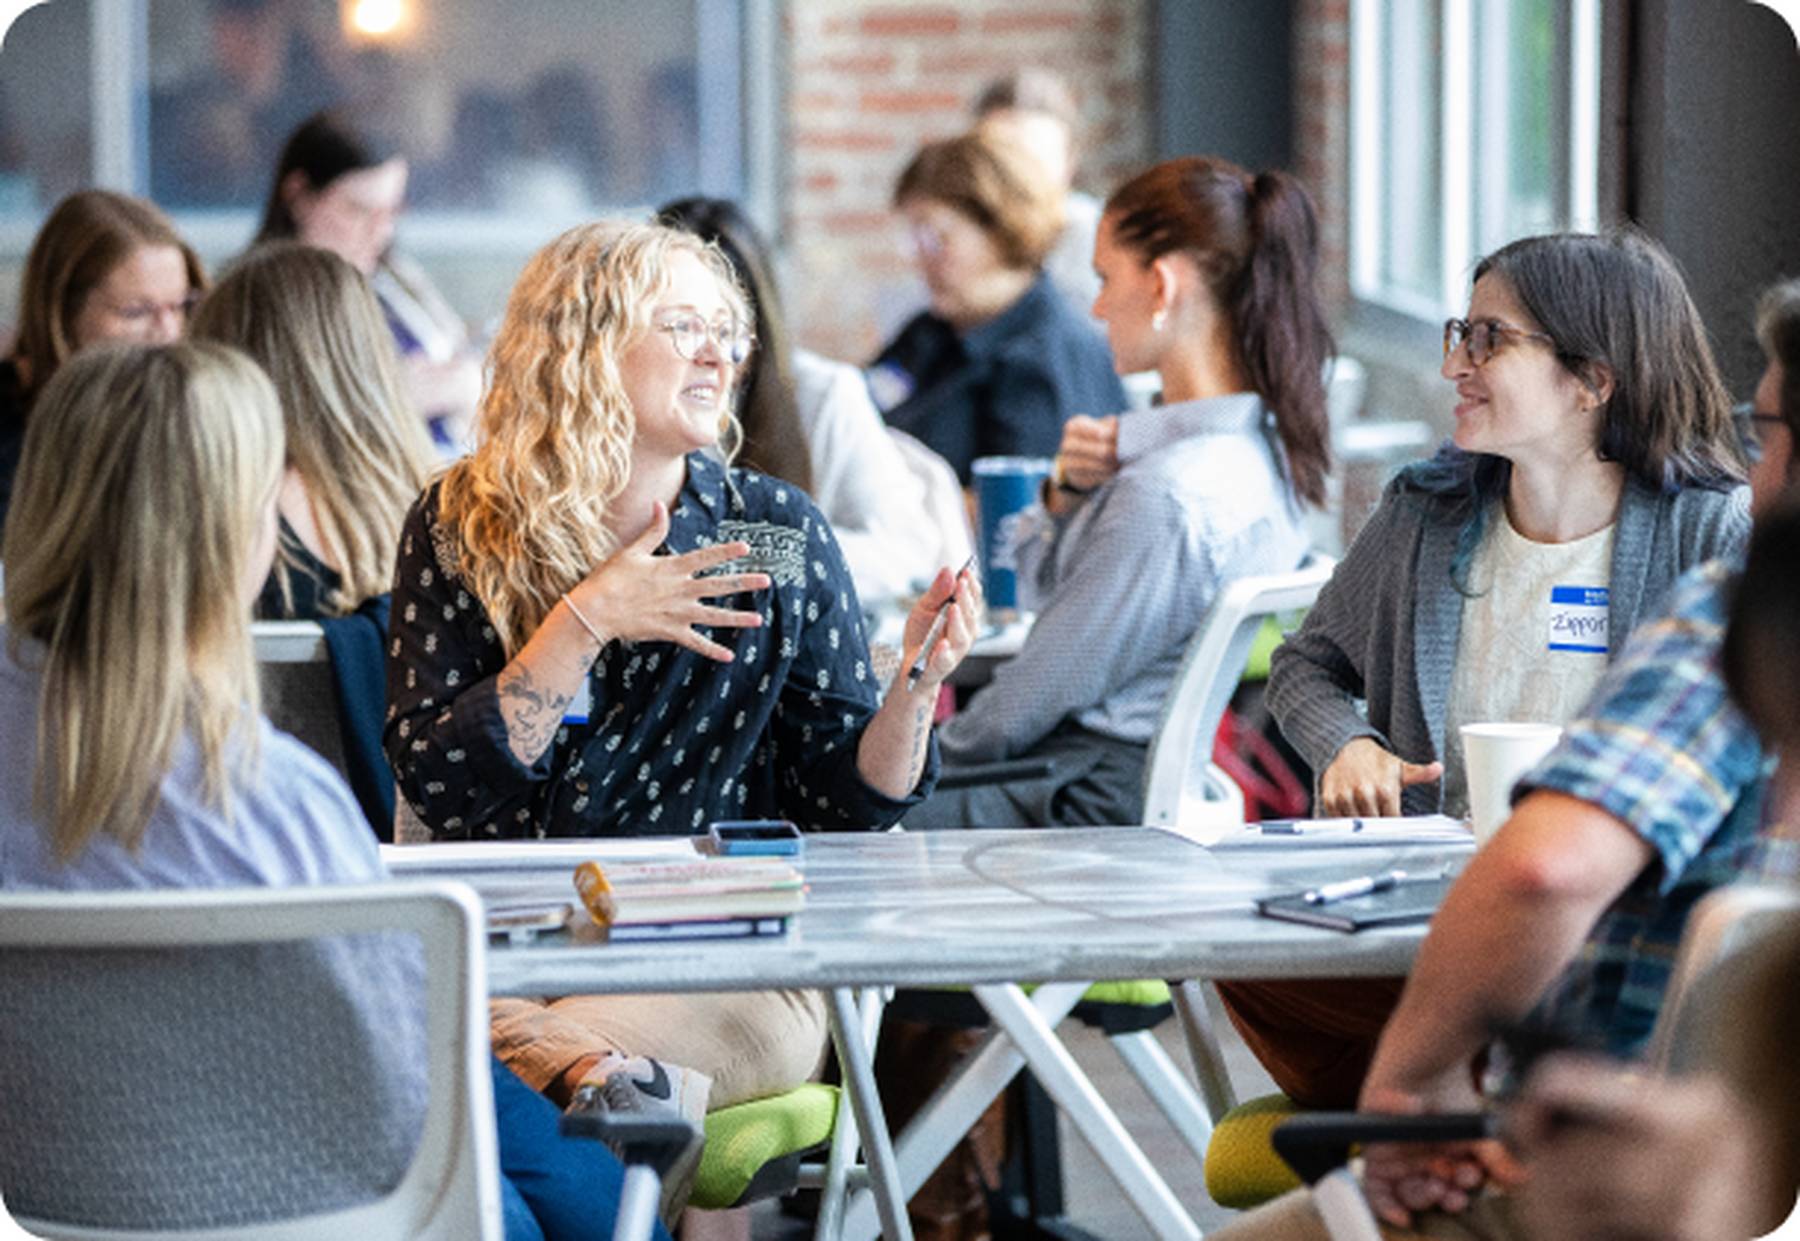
[972,68,1102,323]
[0,189,205,530]
[255,111,482,455]
[660,195,970,606]
[868,128,1124,484]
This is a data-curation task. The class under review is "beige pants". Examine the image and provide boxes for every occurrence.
[1211,1186,1523,1241]
[491,989,829,1111]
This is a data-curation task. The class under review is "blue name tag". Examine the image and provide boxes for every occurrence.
[1548,585,1609,653]
[563,678,592,726]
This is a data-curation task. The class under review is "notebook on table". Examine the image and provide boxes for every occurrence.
[1255,875,1457,932]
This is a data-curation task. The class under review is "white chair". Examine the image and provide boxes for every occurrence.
[1276,882,1800,1241]
[0,881,504,1240]
[1141,554,1337,845]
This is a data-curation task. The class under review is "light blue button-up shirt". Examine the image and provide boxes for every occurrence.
[939,393,1310,763]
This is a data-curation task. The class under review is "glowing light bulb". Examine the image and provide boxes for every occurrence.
[349,0,405,38]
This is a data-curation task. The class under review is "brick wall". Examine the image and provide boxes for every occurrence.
[1293,0,1351,315]
[781,0,1152,364]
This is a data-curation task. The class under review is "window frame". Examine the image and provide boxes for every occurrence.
[6,0,778,258]
[1349,0,1602,322]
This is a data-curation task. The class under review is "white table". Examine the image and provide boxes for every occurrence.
[386,828,1471,1240]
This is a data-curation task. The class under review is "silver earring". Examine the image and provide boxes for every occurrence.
[1152,309,1168,333]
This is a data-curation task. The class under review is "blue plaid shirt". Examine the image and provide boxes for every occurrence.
[1519,559,1775,1056]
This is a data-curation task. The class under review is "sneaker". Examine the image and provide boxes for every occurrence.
[566,1054,711,1221]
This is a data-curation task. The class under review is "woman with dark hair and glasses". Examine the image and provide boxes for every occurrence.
[1222,230,1752,1110]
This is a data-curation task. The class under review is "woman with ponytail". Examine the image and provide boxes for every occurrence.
[906,156,1325,829]
[1226,229,1751,1110]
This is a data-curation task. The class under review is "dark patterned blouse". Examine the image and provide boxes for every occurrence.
[383,453,938,839]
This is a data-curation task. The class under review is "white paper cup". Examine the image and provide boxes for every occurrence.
[1460,722,1564,845]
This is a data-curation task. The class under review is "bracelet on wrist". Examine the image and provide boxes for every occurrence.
[561,592,607,647]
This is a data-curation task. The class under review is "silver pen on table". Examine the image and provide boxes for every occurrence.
[1301,868,1410,906]
[905,555,976,691]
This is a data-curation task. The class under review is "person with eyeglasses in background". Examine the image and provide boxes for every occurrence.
[0,189,205,531]
[867,128,1124,484]
[1217,229,1752,1112]
[383,220,978,1220]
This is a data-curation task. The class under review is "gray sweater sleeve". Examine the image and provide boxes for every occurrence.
[1265,484,1414,773]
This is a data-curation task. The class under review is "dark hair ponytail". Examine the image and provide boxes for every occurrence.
[1105,157,1334,507]
[1238,170,1332,507]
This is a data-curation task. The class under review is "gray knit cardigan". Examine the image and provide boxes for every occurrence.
[1267,472,1751,815]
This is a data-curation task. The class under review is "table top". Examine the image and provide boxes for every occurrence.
[386,827,1471,997]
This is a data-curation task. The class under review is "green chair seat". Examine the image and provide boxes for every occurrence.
[691,1082,839,1210]
[1204,1092,1302,1208]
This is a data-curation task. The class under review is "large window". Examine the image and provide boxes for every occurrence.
[0,0,770,263]
[1350,0,1600,320]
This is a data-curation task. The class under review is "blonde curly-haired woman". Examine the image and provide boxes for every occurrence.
[382,220,977,1146]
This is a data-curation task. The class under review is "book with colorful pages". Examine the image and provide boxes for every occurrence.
[574,857,805,931]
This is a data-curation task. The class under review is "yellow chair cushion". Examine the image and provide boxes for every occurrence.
[691,1082,839,1210]
[1204,1092,1302,1208]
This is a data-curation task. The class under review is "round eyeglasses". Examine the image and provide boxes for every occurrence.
[656,312,754,365]
[1443,317,1557,368]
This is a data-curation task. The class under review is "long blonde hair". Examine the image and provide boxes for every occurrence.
[190,242,432,615]
[4,343,284,860]
[438,219,746,655]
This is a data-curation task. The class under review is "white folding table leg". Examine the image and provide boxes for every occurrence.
[840,981,1090,1241]
[816,988,885,1241]
[973,983,1201,1241]
[1108,1028,1216,1160]
[827,987,913,1241]
[1173,979,1239,1120]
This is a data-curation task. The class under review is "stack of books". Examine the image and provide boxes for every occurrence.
[574,857,805,941]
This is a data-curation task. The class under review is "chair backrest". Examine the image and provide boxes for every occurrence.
[1140,555,1337,843]
[254,621,349,776]
[1644,882,1800,1075]
[0,882,501,1241]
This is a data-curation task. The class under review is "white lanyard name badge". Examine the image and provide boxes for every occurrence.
[1548,585,1608,654]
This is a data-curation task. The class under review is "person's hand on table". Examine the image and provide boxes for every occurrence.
[900,561,982,693]
[1320,736,1445,817]
[1046,415,1120,516]
[566,501,770,662]
[1505,1056,1762,1241]
[1357,1078,1523,1229]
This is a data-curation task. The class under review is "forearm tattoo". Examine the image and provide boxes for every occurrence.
[498,663,573,764]
[908,703,931,773]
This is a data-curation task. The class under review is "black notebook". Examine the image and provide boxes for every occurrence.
[1256,876,1456,932]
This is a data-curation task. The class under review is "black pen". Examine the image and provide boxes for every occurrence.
[905,555,976,690]
[1260,818,1366,835]
[1301,868,1409,905]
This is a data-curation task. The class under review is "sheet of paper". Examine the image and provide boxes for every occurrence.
[381,837,703,872]
[1168,814,1475,850]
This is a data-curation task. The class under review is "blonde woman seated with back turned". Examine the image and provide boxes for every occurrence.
[189,241,433,622]
[382,221,977,1167]
[0,342,664,1241]
[1221,230,1752,1111]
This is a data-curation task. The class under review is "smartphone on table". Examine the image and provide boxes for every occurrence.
[707,819,803,857]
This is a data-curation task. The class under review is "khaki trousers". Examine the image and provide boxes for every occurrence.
[491,988,829,1110]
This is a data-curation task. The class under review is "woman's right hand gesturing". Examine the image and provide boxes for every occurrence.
[567,501,771,662]
[1319,736,1444,817]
